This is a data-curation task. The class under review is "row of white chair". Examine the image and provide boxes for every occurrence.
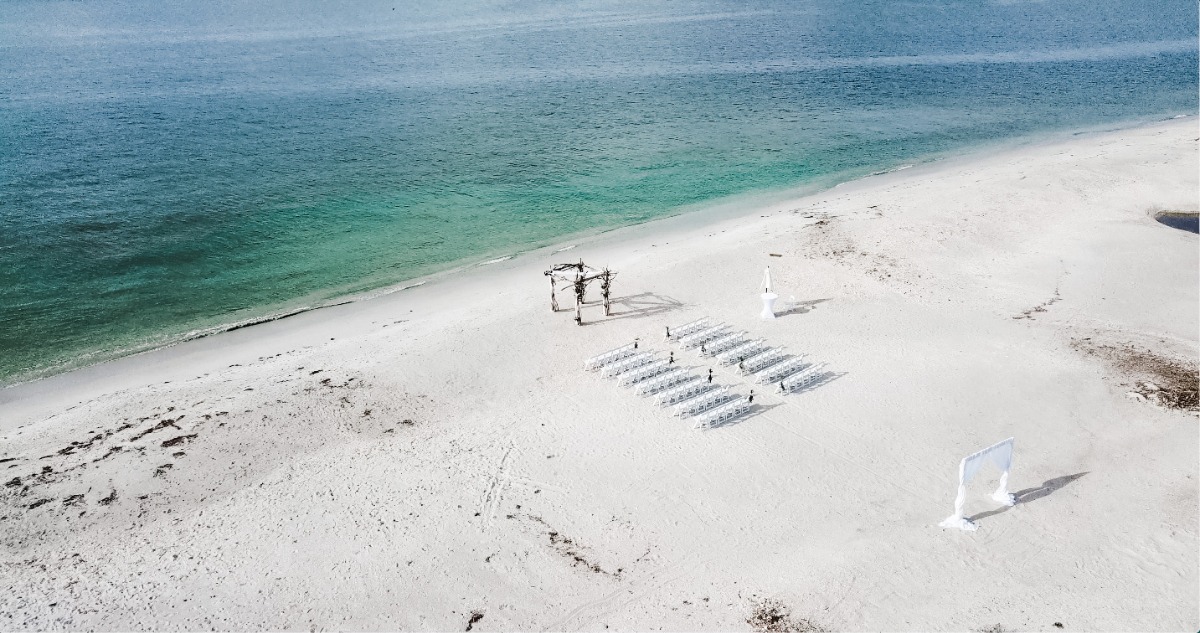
[618,359,673,386]
[599,352,655,378]
[635,369,695,396]
[654,379,716,406]
[717,339,766,365]
[693,397,752,429]
[737,348,785,375]
[672,388,732,417]
[757,357,811,384]
[699,332,746,357]
[678,325,728,349]
[668,317,709,340]
[780,365,828,393]
[583,342,638,371]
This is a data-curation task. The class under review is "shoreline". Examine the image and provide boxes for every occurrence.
[0,115,1195,630]
[1,115,1194,430]
[2,112,1193,393]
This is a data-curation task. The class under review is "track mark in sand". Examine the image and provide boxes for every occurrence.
[543,555,700,632]
[478,445,513,529]
[505,475,564,495]
[1013,287,1061,320]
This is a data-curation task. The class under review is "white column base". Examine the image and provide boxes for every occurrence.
[939,515,978,531]
[992,492,1017,506]
[760,292,778,320]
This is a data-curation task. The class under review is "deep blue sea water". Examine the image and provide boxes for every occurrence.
[1,0,1196,385]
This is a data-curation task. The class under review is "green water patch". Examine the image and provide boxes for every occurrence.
[1,0,1196,386]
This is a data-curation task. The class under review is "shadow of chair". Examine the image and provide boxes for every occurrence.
[785,371,847,395]
[702,401,783,430]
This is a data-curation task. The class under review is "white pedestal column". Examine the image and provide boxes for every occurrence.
[760,292,778,320]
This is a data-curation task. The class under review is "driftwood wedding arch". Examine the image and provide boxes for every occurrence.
[544,260,616,325]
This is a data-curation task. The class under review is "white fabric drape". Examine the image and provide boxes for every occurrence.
[940,437,1016,531]
[962,437,1013,484]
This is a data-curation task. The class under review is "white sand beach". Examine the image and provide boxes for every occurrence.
[1,119,1197,631]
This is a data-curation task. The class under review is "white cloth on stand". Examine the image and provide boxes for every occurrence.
[962,438,1013,484]
[940,437,1016,531]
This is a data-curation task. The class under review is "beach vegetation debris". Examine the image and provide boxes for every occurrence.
[464,611,484,631]
[523,514,617,576]
[747,599,827,633]
[1072,339,1198,411]
[160,434,198,448]
[1013,288,1061,320]
[98,489,118,506]
[91,445,124,464]
[129,417,181,442]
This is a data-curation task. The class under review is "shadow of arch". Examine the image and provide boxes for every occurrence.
[603,292,685,321]
[1013,472,1089,504]
[968,472,1089,523]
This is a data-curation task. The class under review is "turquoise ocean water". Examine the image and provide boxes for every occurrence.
[1,0,1196,385]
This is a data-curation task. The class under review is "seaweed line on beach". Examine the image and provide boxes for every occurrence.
[1072,338,1199,412]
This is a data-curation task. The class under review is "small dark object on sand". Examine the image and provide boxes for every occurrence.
[465,611,484,631]
[1154,210,1199,234]
[747,598,826,632]
[161,434,198,448]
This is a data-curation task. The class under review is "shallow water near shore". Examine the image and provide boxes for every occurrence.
[1,0,1197,385]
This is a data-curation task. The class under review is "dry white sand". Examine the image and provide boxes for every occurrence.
[1,119,1197,632]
